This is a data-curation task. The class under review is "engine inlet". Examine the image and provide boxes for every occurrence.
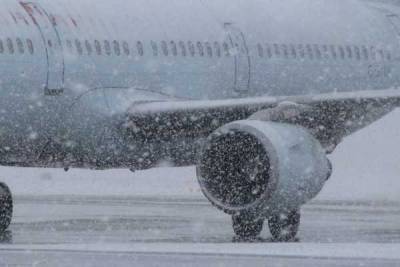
[198,131,271,211]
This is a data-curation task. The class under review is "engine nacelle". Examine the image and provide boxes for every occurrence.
[197,120,331,217]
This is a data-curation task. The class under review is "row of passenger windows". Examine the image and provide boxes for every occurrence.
[0,38,34,55]
[66,39,394,62]
[0,37,393,63]
[64,39,235,58]
[258,43,392,61]
[151,41,232,57]
[64,39,138,56]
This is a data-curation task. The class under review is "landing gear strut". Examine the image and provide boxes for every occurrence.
[0,182,12,233]
[232,212,264,239]
[268,210,300,241]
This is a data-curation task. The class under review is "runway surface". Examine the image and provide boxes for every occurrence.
[0,195,399,266]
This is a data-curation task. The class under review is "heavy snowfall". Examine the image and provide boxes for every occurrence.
[0,0,399,266]
[0,110,398,266]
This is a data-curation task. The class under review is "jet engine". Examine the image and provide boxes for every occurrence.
[197,120,331,241]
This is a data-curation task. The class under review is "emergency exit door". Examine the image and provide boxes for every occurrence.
[224,23,251,94]
[20,2,65,96]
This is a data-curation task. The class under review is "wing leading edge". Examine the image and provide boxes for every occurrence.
[124,88,400,153]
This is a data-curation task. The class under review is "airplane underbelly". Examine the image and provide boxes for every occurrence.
[0,57,48,165]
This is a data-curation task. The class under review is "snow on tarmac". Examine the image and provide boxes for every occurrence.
[3,243,400,260]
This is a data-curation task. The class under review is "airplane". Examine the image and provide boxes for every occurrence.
[0,0,398,241]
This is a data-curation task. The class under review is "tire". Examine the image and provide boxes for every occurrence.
[0,182,12,233]
[232,213,264,239]
[268,210,300,241]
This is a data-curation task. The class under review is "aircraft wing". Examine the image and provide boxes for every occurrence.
[123,88,400,150]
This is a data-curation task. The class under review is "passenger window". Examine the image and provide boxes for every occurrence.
[27,39,34,54]
[170,41,177,56]
[66,40,72,53]
[85,40,92,55]
[338,46,345,59]
[223,42,230,56]
[378,49,385,61]
[16,38,24,54]
[257,43,263,57]
[122,41,130,56]
[75,39,83,55]
[386,51,392,61]
[113,40,120,56]
[330,45,337,59]
[306,44,314,59]
[205,42,212,57]
[322,45,329,59]
[314,44,321,59]
[273,43,280,57]
[7,38,14,54]
[214,42,221,57]
[265,44,272,58]
[0,40,3,53]
[346,46,352,59]
[161,41,168,56]
[281,44,289,58]
[137,41,144,56]
[188,41,195,56]
[370,46,376,60]
[179,41,187,57]
[94,40,102,55]
[290,44,297,58]
[234,43,240,55]
[298,44,305,58]
[151,41,158,56]
[354,46,361,60]
[104,40,111,56]
[197,42,204,57]
[361,46,368,60]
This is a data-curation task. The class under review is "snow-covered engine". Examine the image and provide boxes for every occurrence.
[197,120,331,240]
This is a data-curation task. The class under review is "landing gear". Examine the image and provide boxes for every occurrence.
[232,212,264,239]
[0,182,12,233]
[268,210,300,241]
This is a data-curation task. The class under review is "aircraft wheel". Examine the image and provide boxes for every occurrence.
[268,210,300,242]
[0,182,12,233]
[232,212,264,239]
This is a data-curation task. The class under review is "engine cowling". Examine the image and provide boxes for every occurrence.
[197,120,331,216]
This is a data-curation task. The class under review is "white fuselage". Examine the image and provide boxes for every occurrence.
[0,0,399,168]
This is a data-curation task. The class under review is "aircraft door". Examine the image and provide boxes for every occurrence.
[20,2,65,96]
[224,23,251,94]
